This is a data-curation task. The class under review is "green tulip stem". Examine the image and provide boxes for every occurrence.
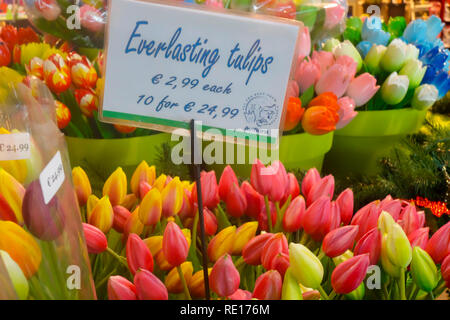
[399,269,407,300]
[317,250,325,260]
[225,0,231,9]
[317,285,330,300]
[275,202,282,232]
[177,265,192,300]
[382,282,389,300]
[428,291,435,300]
[234,256,245,270]
[191,210,199,253]
[409,285,420,300]
[433,280,446,297]
[328,290,337,300]
[106,247,128,268]
[264,196,273,233]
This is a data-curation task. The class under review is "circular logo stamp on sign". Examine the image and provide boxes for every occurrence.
[243,93,279,127]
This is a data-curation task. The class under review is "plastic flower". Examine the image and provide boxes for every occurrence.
[34,0,61,21]
[74,88,98,117]
[345,73,379,107]
[283,97,304,132]
[399,59,427,89]
[295,58,320,93]
[70,56,98,89]
[55,100,71,130]
[25,57,44,79]
[0,250,29,300]
[380,72,409,105]
[311,50,335,74]
[356,41,373,59]
[79,4,105,33]
[364,44,387,75]
[411,84,439,110]
[322,38,340,52]
[380,39,408,72]
[301,106,339,135]
[315,56,357,98]
[403,19,428,44]
[333,40,363,72]
[43,53,71,94]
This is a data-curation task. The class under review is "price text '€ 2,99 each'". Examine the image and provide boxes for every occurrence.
[136,73,240,120]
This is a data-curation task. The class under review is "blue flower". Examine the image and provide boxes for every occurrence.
[403,19,428,44]
[425,15,444,42]
[422,68,450,98]
[421,46,449,70]
[362,16,382,39]
[362,28,390,46]
[356,41,373,58]
[422,64,439,84]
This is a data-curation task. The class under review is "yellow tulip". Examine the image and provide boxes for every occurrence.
[139,188,162,226]
[232,221,258,255]
[161,177,184,217]
[87,196,114,233]
[189,268,212,298]
[124,206,144,237]
[0,221,42,278]
[103,168,127,206]
[130,161,156,197]
[153,174,168,191]
[72,167,92,207]
[0,168,25,225]
[143,235,163,256]
[0,128,27,184]
[289,243,324,289]
[207,225,236,262]
[378,211,396,235]
[121,193,138,211]
[87,194,99,215]
[164,261,193,294]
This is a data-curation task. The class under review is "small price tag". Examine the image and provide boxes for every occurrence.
[0,133,31,161]
[39,151,65,204]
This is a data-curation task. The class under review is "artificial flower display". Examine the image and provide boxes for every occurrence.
[61,161,450,300]
[335,15,449,110]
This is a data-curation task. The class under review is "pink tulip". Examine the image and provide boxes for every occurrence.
[331,254,370,294]
[108,276,137,300]
[268,161,289,202]
[301,168,321,200]
[302,196,332,242]
[311,50,335,74]
[327,201,342,234]
[205,0,224,8]
[336,96,357,129]
[218,165,239,201]
[408,227,429,250]
[296,26,311,63]
[345,73,380,107]
[379,196,402,221]
[354,228,382,265]
[398,203,420,236]
[315,64,351,98]
[228,289,252,300]
[336,188,354,225]
[282,173,300,204]
[425,222,450,264]
[335,55,358,78]
[209,254,240,297]
[240,181,264,219]
[323,225,359,258]
[417,211,425,228]
[351,201,382,241]
[251,159,271,196]
[282,196,306,233]
[286,80,300,99]
[295,58,321,93]
[307,174,335,206]
[80,4,105,33]
[324,3,346,30]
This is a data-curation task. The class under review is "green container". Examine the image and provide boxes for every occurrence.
[65,133,171,177]
[208,132,334,178]
[324,108,427,176]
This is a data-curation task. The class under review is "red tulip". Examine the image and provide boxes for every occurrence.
[139,181,152,199]
[327,201,342,235]
[17,27,40,45]
[0,25,18,52]
[270,252,290,278]
[336,188,354,225]
[82,223,107,254]
[408,227,429,250]
[251,159,272,196]
[218,165,238,201]
[282,173,300,204]
[441,255,450,288]
[179,188,195,220]
[134,269,168,300]
[112,205,131,234]
[282,196,306,232]
[228,289,252,300]
[301,168,321,200]
[162,221,189,267]
[379,196,402,221]
[351,201,382,241]
[74,88,98,117]
[43,53,71,94]
[331,254,370,294]
[258,201,277,232]
[202,207,218,236]
[302,196,332,241]
[108,276,137,300]
[240,181,263,219]
[252,270,282,300]
[209,254,240,297]
[0,38,11,67]
[307,175,334,206]
[225,183,247,218]
[192,170,220,209]
[354,228,382,265]
[126,233,154,275]
[261,233,288,270]
[398,203,420,236]
[322,225,359,258]
[425,222,450,264]
[242,233,274,265]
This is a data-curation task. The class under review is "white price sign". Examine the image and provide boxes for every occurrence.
[0,133,31,161]
[39,151,65,204]
[100,0,302,144]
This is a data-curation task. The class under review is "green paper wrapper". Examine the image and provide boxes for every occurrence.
[323,108,427,176]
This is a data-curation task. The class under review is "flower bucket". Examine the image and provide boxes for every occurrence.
[323,108,427,176]
[208,132,334,178]
[65,133,171,178]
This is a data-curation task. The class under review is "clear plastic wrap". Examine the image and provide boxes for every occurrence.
[0,79,96,300]
[23,0,107,48]
[253,0,347,44]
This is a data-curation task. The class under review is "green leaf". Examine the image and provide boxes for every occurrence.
[92,111,120,139]
[300,85,315,107]
[216,204,232,231]
[58,90,93,138]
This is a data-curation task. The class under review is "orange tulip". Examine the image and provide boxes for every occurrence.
[301,106,339,135]
[165,261,193,294]
[43,53,71,94]
[55,100,71,130]
[70,56,97,89]
[207,226,236,262]
[161,177,184,217]
[130,161,156,197]
[308,92,339,112]
[139,188,162,226]
[123,206,144,238]
[0,168,25,224]
[283,97,304,131]
[88,196,114,234]
[0,221,41,278]
[103,168,127,207]
[74,88,98,117]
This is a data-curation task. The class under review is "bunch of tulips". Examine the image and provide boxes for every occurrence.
[319,15,450,111]
[66,160,450,300]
